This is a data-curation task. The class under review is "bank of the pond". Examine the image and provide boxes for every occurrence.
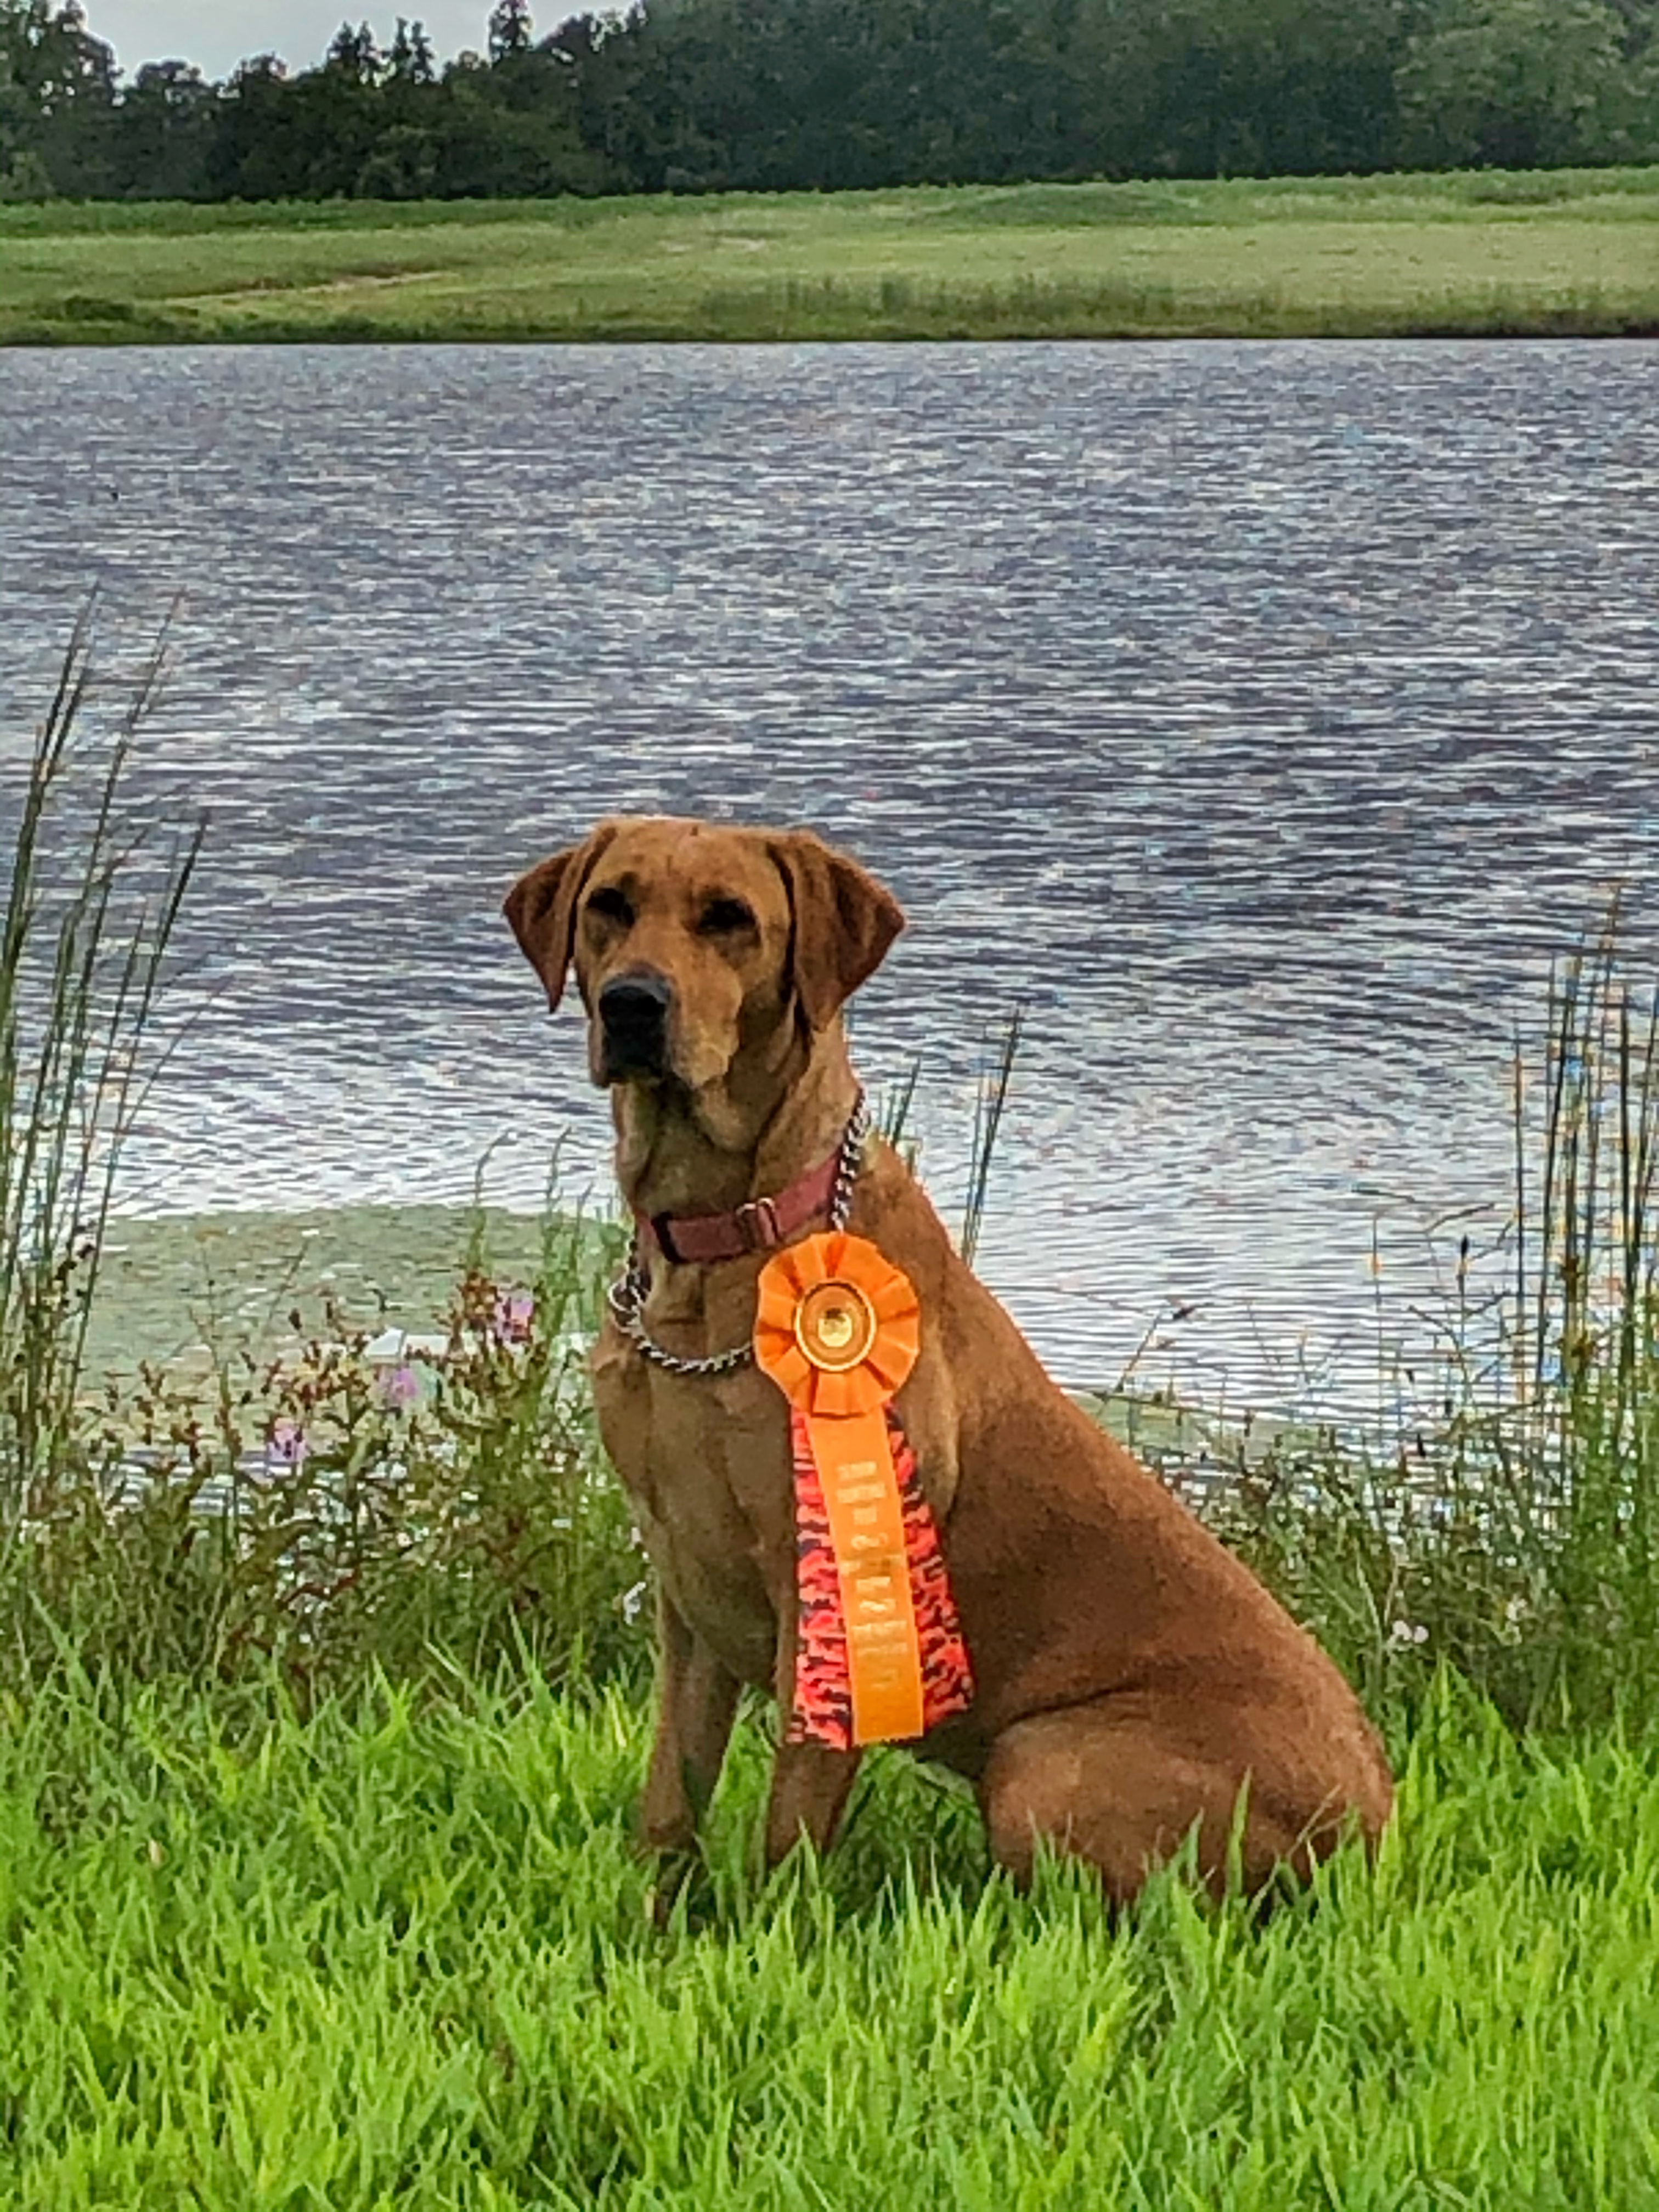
[85,1203,1267,1466]
[87,1203,616,1384]
[4,166,1657,343]
[5,1668,1657,2209]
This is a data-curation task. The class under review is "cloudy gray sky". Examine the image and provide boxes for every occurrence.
[88,0,496,78]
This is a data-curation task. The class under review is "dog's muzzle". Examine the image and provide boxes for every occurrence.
[597,970,674,1082]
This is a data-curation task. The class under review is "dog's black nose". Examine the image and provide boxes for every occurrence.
[598,971,673,1079]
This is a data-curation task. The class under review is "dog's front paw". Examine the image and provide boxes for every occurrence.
[648,1846,692,1926]
[642,1844,723,1932]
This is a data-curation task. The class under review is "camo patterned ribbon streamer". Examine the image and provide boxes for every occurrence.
[785,1402,974,1752]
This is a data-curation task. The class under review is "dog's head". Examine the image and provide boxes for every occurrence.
[504,817,904,1106]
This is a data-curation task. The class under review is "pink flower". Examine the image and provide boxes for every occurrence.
[266,1418,307,1471]
[493,1287,534,1346]
[379,1363,422,1412]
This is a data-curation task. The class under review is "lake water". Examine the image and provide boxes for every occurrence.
[3,339,1657,1415]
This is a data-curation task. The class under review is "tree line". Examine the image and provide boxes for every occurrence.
[2,0,1656,205]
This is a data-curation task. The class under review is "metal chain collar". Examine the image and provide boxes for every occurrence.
[605,1093,869,1378]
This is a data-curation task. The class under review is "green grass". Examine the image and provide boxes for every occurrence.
[5,1664,1658,2209]
[3,165,1657,343]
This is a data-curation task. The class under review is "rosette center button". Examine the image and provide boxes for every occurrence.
[794,1279,878,1372]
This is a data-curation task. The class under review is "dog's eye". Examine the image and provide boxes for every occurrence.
[586,888,633,928]
[697,897,755,936]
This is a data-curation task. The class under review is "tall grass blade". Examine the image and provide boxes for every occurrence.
[1,618,200,1506]
[960,1003,1023,1269]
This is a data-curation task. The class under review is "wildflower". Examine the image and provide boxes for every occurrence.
[378,1363,422,1412]
[622,1579,650,1624]
[493,1286,535,1346]
[1389,1619,1430,1646]
[266,1417,307,1472]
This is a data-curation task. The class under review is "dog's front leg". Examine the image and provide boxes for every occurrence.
[763,1612,861,1867]
[640,1592,741,1907]
[763,1740,862,1865]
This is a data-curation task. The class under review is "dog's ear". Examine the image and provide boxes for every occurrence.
[770,831,905,1031]
[503,824,618,1010]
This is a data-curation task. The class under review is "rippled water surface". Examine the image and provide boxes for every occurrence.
[3,340,1657,1408]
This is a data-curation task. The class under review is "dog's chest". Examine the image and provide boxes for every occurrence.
[591,1325,793,1680]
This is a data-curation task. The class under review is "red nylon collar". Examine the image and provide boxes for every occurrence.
[639,1143,842,1267]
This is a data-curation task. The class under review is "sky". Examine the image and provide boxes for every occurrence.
[85,0,497,79]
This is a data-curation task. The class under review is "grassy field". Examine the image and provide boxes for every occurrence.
[3,166,1657,343]
[6,1667,1658,2209]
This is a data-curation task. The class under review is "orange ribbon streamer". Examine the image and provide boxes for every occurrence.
[755,1231,927,1745]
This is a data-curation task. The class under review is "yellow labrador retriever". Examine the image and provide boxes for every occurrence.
[506,817,1392,1904]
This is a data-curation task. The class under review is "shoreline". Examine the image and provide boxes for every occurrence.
[86,1202,597,1385]
[84,1202,1314,1478]
[10,311,1659,346]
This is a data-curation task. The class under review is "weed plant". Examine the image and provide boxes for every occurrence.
[25,1232,639,1698]
[0,617,197,1498]
[1185,916,1659,1733]
[0,633,637,1701]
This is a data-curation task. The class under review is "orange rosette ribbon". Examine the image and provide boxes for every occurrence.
[755,1231,936,1746]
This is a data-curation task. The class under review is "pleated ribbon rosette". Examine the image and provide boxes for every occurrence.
[754,1231,973,1750]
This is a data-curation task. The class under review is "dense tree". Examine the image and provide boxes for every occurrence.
[326,20,382,82]
[1070,0,1415,177]
[204,53,321,199]
[1398,0,1632,167]
[0,0,117,193]
[108,58,217,196]
[387,18,438,84]
[434,42,606,193]
[488,0,533,62]
[1,0,1654,205]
